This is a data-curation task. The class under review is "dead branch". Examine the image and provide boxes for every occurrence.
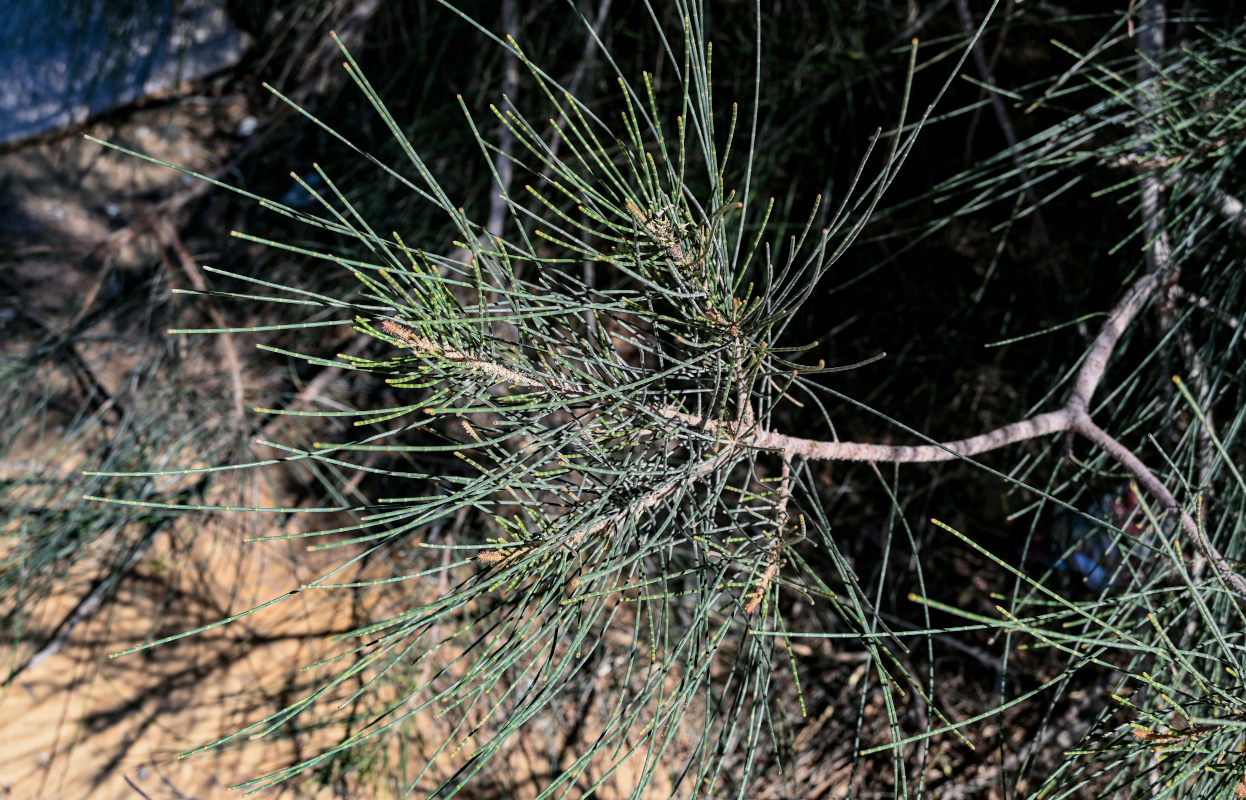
[1168,285,1241,330]
[157,218,246,423]
[3,518,177,687]
[1168,174,1246,238]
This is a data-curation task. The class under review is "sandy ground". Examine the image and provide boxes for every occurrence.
[1,510,350,800]
[0,92,675,800]
[0,96,354,800]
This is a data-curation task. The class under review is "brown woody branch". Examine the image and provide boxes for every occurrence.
[753,272,1158,463]
[380,266,1244,598]
[157,218,246,423]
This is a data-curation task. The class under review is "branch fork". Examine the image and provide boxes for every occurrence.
[381,265,1244,600]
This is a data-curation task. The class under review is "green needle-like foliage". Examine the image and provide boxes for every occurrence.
[79,0,1246,797]
[887,7,1246,798]
[87,2,971,794]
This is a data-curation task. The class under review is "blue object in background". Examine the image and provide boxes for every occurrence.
[0,0,248,146]
[1031,488,1139,590]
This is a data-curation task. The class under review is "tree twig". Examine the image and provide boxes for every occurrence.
[487,0,519,241]
[1167,173,1246,238]
[157,218,246,424]
[3,518,177,687]
[380,264,1245,600]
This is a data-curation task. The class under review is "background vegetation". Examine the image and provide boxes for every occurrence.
[2,0,1245,798]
